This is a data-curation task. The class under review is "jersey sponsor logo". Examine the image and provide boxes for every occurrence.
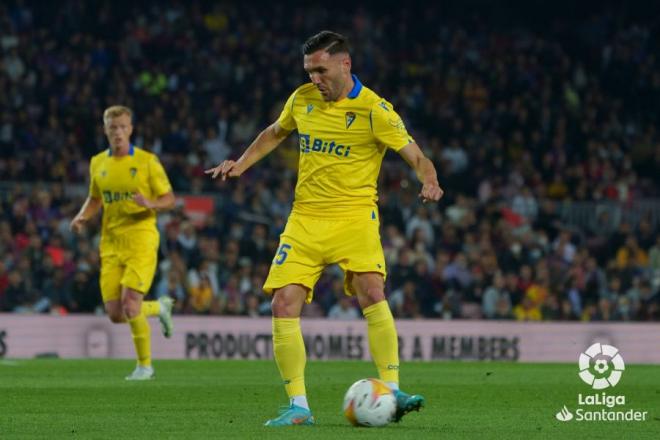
[101,170,107,177]
[130,167,138,178]
[345,112,356,129]
[102,190,135,204]
[298,134,351,157]
[306,103,314,114]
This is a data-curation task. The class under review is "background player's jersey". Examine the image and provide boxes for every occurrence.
[277,75,414,216]
[88,146,172,236]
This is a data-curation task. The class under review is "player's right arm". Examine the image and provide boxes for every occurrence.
[205,121,291,180]
[205,89,298,180]
[70,156,103,234]
[70,196,102,234]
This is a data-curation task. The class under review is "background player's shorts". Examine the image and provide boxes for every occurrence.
[263,208,386,303]
[99,230,159,302]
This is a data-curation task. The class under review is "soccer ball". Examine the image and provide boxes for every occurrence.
[342,378,397,427]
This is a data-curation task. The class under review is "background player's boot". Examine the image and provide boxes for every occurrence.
[158,297,174,338]
[125,366,155,381]
[393,389,425,422]
[264,404,315,427]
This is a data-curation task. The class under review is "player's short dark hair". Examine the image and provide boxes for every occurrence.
[302,31,350,55]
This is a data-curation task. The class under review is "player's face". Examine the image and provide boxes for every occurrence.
[304,50,350,101]
[104,114,133,151]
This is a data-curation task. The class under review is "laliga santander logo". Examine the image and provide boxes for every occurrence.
[555,343,647,423]
[578,343,625,390]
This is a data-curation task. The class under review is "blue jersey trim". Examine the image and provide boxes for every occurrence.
[347,74,363,99]
[107,144,135,156]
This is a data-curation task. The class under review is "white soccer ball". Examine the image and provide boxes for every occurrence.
[342,378,397,427]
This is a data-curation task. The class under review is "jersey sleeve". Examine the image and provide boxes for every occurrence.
[276,89,299,131]
[370,100,414,152]
[88,157,101,199]
[148,155,173,197]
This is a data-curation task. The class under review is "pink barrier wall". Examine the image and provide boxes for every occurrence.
[1,314,659,363]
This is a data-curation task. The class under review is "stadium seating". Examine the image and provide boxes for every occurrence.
[0,2,658,320]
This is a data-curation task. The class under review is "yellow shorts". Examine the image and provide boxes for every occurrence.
[263,209,386,302]
[99,230,159,302]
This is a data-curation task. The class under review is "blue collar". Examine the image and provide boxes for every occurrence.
[108,144,135,156]
[347,74,362,99]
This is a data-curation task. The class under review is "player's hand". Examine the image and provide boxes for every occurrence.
[133,192,154,209]
[69,215,87,234]
[204,160,243,181]
[419,182,444,203]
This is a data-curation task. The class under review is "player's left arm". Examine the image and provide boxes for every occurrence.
[134,155,176,211]
[398,142,444,203]
[134,191,175,211]
[371,100,443,203]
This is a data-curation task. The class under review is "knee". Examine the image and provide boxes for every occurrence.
[358,287,386,309]
[121,298,141,319]
[271,293,301,318]
[271,295,290,317]
[108,311,124,323]
[270,285,306,318]
[105,303,124,323]
[366,287,386,303]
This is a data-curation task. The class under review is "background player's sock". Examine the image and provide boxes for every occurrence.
[128,313,152,367]
[273,317,307,398]
[364,300,399,384]
[290,395,309,410]
[141,300,160,317]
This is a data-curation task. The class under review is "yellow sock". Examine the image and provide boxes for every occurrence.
[272,318,306,397]
[364,300,399,384]
[142,300,160,317]
[128,313,152,367]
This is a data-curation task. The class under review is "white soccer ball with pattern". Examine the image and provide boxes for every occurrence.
[342,378,397,427]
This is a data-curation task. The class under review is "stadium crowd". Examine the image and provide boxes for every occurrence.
[1,2,659,321]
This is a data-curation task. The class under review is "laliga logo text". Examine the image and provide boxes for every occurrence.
[555,343,648,423]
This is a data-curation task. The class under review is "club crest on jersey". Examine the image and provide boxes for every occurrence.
[306,104,314,114]
[130,167,137,178]
[345,112,356,129]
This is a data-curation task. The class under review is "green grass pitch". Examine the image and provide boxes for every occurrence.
[0,360,658,439]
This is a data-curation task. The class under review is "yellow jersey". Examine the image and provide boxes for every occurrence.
[88,145,172,236]
[277,75,413,216]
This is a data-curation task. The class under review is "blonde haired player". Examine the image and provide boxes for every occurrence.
[71,105,176,380]
[206,31,443,425]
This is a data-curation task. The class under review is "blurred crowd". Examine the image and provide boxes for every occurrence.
[1,1,659,321]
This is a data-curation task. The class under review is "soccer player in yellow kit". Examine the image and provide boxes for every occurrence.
[206,31,443,425]
[71,106,176,380]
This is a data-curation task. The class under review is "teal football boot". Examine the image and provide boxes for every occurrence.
[264,404,315,427]
[393,389,425,422]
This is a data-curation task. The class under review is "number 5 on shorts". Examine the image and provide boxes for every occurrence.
[274,243,292,265]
